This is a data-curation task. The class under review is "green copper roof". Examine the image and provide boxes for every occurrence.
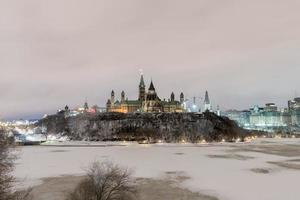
[125,100,141,105]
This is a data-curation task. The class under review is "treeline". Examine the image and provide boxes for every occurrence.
[39,111,248,142]
[116,111,246,143]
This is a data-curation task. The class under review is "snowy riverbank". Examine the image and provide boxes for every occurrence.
[14,138,300,200]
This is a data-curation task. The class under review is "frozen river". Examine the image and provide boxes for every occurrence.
[14,138,300,200]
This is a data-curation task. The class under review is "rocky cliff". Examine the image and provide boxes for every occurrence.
[38,112,246,142]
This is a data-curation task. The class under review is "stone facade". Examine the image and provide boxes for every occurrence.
[223,98,300,132]
[106,75,185,113]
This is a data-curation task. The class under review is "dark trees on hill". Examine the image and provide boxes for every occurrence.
[39,112,247,143]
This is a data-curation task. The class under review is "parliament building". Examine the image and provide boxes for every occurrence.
[106,75,185,113]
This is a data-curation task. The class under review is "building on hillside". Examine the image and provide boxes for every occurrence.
[106,75,185,113]
[222,98,300,132]
[222,110,251,127]
[288,97,300,111]
[288,97,300,126]
[188,97,200,113]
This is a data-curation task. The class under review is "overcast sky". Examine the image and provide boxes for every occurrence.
[0,0,300,120]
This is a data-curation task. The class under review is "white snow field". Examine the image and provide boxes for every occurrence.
[14,138,300,200]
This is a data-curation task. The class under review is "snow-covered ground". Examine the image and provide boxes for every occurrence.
[14,138,300,200]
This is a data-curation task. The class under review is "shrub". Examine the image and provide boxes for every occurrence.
[66,161,137,200]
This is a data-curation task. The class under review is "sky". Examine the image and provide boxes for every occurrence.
[0,0,300,120]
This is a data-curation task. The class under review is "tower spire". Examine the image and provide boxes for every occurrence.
[138,73,146,101]
[204,90,211,111]
[204,91,210,104]
[139,74,145,87]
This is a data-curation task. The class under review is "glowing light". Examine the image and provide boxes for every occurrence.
[275,135,282,139]
[199,139,207,144]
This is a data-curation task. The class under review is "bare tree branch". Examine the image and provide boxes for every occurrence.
[0,129,32,200]
[66,161,137,200]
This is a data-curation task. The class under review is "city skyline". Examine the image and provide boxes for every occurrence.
[1,0,300,120]
[1,72,298,120]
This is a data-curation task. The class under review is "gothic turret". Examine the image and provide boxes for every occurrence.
[149,80,155,92]
[204,91,210,104]
[204,91,211,111]
[180,92,184,103]
[138,74,146,101]
[111,90,115,105]
[143,80,163,112]
[121,91,125,102]
[171,92,175,102]
[146,80,159,101]
[106,99,111,111]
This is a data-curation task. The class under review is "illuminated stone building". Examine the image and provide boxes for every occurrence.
[222,110,250,127]
[223,99,300,132]
[248,104,285,127]
[106,75,185,113]
[288,97,300,126]
[288,97,300,111]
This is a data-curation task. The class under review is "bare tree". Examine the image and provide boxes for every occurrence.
[0,128,15,200]
[67,161,137,200]
[0,129,31,200]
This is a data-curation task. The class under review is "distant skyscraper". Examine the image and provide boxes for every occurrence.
[204,91,212,112]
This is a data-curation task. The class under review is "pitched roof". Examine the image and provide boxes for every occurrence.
[149,80,155,91]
